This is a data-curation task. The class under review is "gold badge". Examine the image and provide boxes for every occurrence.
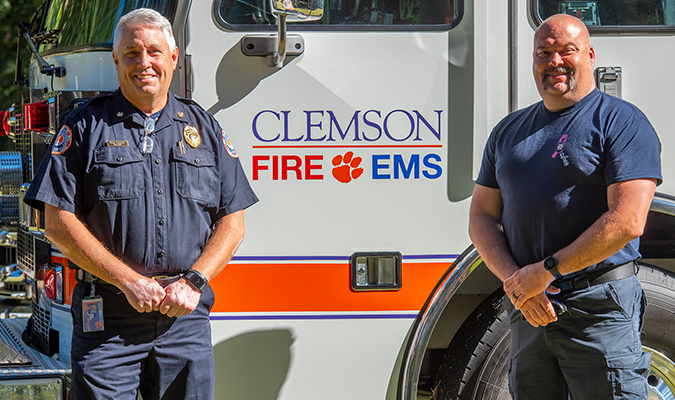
[177,112,184,118]
[183,126,201,148]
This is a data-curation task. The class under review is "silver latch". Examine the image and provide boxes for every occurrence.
[350,252,402,291]
[595,66,622,98]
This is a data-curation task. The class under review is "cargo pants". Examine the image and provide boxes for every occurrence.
[507,275,651,400]
[70,281,215,400]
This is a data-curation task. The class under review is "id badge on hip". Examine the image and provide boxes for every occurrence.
[82,282,104,332]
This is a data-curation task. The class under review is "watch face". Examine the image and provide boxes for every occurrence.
[545,256,557,270]
[185,271,207,291]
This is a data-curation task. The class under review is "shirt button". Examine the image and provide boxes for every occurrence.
[157,189,163,194]
[195,158,200,163]
[117,156,123,162]
[158,250,165,258]
[159,219,165,225]
[155,159,161,164]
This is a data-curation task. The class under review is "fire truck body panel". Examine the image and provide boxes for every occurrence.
[22,4,465,396]
[4,0,675,399]
[180,3,470,396]
[209,311,412,398]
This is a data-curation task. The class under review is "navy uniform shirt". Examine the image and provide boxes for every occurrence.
[25,90,258,276]
[476,89,661,273]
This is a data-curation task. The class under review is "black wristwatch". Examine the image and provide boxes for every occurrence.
[544,255,563,280]
[182,270,208,292]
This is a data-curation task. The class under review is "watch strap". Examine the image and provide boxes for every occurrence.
[544,256,563,280]
[182,270,208,292]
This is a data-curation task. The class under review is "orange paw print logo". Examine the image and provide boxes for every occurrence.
[332,151,364,183]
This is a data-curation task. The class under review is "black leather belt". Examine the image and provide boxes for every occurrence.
[77,270,182,287]
[551,261,637,292]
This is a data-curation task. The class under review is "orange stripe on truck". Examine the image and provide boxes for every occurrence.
[210,262,452,313]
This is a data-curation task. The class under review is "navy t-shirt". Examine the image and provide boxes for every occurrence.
[25,90,259,276]
[477,89,662,272]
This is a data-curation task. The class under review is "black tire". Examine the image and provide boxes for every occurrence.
[431,289,508,400]
[431,264,675,400]
[640,264,675,361]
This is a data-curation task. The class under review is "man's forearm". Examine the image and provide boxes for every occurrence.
[470,212,558,325]
[158,210,245,317]
[44,204,142,287]
[504,179,657,311]
[506,206,647,303]
[549,178,656,276]
[469,213,520,283]
[189,210,245,281]
[553,209,645,275]
[45,204,166,312]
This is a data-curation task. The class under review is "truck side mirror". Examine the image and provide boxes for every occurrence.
[270,0,324,22]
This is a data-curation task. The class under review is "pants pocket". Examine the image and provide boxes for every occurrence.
[605,276,641,321]
[606,351,651,399]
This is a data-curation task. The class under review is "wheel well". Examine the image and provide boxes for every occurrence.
[430,263,675,400]
[429,202,675,351]
[411,194,675,398]
[425,262,500,350]
[416,261,500,394]
[641,207,675,273]
[417,199,675,396]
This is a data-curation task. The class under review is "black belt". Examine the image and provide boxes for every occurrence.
[551,261,637,293]
[77,270,182,287]
[77,270,109,284]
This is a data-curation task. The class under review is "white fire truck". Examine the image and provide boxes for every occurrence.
[1,0,675,398]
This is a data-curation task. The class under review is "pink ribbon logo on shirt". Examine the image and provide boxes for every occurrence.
[552,134,570,166]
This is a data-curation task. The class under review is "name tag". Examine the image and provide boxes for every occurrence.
[105,140,129,147]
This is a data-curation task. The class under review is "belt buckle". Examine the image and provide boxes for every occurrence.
[550,299,569,316]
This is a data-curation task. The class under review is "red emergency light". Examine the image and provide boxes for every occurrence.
[41,264,63,302]
[43,267,56,300]
[23,101,50,133]
[0,110,8,136]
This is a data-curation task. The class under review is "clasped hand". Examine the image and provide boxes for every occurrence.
[122,277,200,317]
[503,262,561,327]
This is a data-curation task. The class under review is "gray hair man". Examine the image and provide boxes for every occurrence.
[25,8,258,399]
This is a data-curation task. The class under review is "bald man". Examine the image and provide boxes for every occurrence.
[469,14,661,399]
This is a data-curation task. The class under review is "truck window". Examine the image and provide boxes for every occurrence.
[536,0,675,27]
[215,0,461,29]
[40,0,178,51]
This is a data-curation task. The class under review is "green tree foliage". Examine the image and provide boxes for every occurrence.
[0,0,43,150]
[0,0,44,110]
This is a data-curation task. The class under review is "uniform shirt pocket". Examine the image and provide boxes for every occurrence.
[172,147,218,205]
[93,147,145,200]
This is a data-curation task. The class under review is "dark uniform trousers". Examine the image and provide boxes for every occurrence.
[70,281,215,400]
[507,275,651,400]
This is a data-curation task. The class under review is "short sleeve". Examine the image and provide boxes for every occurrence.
[604,113,662,187]
[476,127,500,189]
[212,119,258,217]
[24,119,85,213]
